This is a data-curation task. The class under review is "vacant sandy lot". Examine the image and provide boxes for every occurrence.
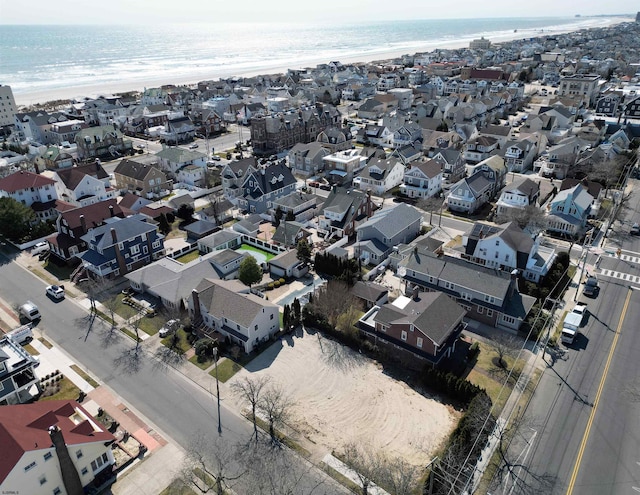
[227,329,460,466]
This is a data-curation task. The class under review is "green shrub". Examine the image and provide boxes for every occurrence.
[274,281,281,288]
[195,338,216,358]
[278,278,285,284]
[467,342,480,360]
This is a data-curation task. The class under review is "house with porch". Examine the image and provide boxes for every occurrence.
[221,158,258,200]
[113,158,171,199]
[358,291,466,366]
[155,146,207,176]
[270,191,317,222]
[0,335,40,405]
[495,177,540,218]
[0,400,116,494]
[431,148,465,187]
[355,157,405,195]
[189,278,280,353]
[78,214,165,279]
[0,170,59,222]
[318,188,376,238]
[47,163,115,207]
[398,247,536,331]
[237,163,297,214]
[503,138,538,173]
[446,171,492,214]
[74,125,132,160]
[546,183,594,237]
[399,159,442,199]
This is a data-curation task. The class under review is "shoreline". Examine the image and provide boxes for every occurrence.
[13,16,633,107]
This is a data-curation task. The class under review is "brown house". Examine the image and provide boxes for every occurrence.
[114,158,170,198]
[359,291,466,367]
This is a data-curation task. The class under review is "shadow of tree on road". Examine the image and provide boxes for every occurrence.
[113,348,144,374]
[152,346,186,373]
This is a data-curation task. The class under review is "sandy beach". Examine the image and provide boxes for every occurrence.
[13,16,633,107]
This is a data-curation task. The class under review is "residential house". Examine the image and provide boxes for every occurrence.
[288,142,329,176]
[355,124,393,147]
[184,220,218,241]
[467,155,508,199]
[392,122,423,149]
[221,158,257,200]
[37,145,76,171]
[461,221,556,283]
[623,96,640,119]
[318,188,376,238]
[358,291,466,366]
[398,247,536,330]
[160,116,196,144]
[354,203,422,265]
[237,162,297,214]
[0,400,116,494]
[197,229,242,254]
[114,158,170,198]
[400,159,442,199]
[118,193,152,212]
[559,178,603,201]
[0,335,40,405]
[355,157,405,195]
[268,249,309,279]
[393,144,423,165]
[232,214,262,237]
[0,170,59,221]
[156,146,207,177]
[78,215,165,279]
[502,138,538,173]
[196,197,234,226]
[14,111,68,143]
[478,124,512,148]
[43,120,87,146]
[546,183,594,237]
[446,171,493,214]
[431,148,466,187]
[272,221,311,248]
[535,136,590,179]
[46,199,131,262]
[558,74,600,106]
[316,126,352,153]
[322,149,367,184]
[74,125,132,160]
[270,191,317,222]
[350,281,389,309]
[47,163,115,207]
[189,278,280,353]
[463,136,499,164]
[495,177,540,218]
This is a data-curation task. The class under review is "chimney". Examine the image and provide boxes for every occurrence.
[509,269,519,297]
[366,189,373,218]
[109,205,114,217]
[191,289,202,320]
[110,228,117,244]
[49,426,84,495]
[412,286,420,301]
[79,214,87,232]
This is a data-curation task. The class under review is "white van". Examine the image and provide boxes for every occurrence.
[7,324,33,344]
[19,301,41,321]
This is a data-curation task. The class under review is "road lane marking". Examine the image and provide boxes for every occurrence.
[566,288,632,495]
[599,269,640,285]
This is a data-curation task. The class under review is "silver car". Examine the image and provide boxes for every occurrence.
[159,319,180,338]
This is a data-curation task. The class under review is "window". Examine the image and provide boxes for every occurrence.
[401,330,408,341]
[417,337,423,348]
[503,315,516,324]
[53,488,61,495]
[39,475,47,485]
[118,242,124,251]
[81,467,88,475]
[254,325,258,331]
[487,309,494,317]
[495,240,499,246]
[24,461,36,472]
[44,452,52,461]
[142,245,148,254]
[76,449,83,459]
[90,452,110,472]
[130,245,140,255]
[270,314,274,320]
[478,306,484,314]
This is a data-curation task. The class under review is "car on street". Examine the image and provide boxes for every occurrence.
[159,319,180,338]
[45,285,65,300]
[630,223,639,235]
[572,302,588,324]
[188,143,199,149]
[210,155,221,161]
[583,275,598,297]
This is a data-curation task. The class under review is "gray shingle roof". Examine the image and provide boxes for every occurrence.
[357,203,422,239]
[80,215,157,249]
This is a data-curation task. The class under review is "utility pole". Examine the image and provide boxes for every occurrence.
[574,228,594,301]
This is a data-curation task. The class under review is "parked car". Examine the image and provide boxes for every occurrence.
[210,155,221,161]
[583,276,598,297]
[159,319,180,338]
[31,242,49,255]
[188,143,199,149]
[630,223,639,236]
[45,284,65,300]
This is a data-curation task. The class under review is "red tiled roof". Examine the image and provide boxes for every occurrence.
[0,400,114,484]
[60,199,132,230]
[0,170,55,193]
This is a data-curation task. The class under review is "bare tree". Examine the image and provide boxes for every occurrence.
[180,433,244,495]
[417,195,444,226]
[310,280,357,327]
[340,443,382,495]
[490,334,520,369]
[231,376,270,443]
[258,383,293,445]
[382,457,421,495]
[495,205,548,236]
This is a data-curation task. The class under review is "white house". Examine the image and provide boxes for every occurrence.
[355,157,405,195]
[46,163,115,208]
[0,400,116,494]
[400,159,442,199]
[446,171,492,214]
[155,146,207,175]
[495,177,540,218]
[0,170,57,207]
[546,183,594,236]
[189,278,280,353]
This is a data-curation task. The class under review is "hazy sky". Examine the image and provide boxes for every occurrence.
[0,0,637,24]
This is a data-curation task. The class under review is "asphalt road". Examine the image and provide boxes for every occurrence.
[0,250,346,494]
[499,200,640,494]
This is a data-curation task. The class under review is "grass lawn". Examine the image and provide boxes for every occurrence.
[210,358,243,383]
[159,479,196,495]
[188,354,215,370]
[43,259,75,281]
[161,328,192,354]
[38,337,53,349]
[238,243,275,261]
[113,293,139,320]
[40,377,81,402]
[24,343,40,356]
[70,364,100,388]
[138,315,165,336]
[175,250,201,264]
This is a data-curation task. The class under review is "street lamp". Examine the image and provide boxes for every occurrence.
[212,347,222,435]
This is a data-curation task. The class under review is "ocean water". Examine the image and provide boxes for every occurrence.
[0,17,615,99]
